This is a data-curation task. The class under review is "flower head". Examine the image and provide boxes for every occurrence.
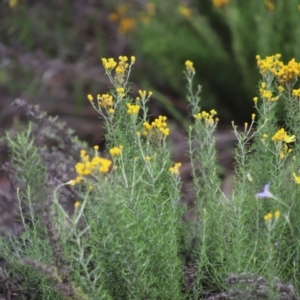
[271,128,296,143]
[185,60,195,73]
[169,162,182,175]
[143,115,170,137]
[194,109,219,127]
[74,201,81,208]
[127,103,140,115]
[109,146,123,156]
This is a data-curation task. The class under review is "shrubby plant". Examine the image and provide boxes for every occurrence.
[1,54,300,299]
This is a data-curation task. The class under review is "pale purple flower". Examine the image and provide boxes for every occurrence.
[256,183,274,199]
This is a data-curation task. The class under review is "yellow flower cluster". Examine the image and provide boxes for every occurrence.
[264,210,280,221]
[169,162,182,175]
[115,56,129,75]
[256,54,300,83]
[276,58,300,82]
[212,0,230,8]
[271,128,296,143]
[70,149,112,185]
[279,144,293,160]
[143,116,170,137]
[127,103,140,115]
[102,56,135,86]
[109,3,156,34]
[256,54,282,74]
[138,90,153,99]
[87,94,114,113]
[271,128,295,159]
[109,146,123,156]
[97,94,114,109]
[116,87,126,98]
[292,89,300,98]
[185,60,195,73]
[108,4,137,34]
[101,56,133,73]
[259,82,278,102]
[76,150,112,175]
[194,109,219,126]
[102,58,117,70]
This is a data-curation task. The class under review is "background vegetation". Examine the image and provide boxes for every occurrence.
[1,0,300,128]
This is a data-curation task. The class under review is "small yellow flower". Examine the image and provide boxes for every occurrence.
[119,17,136,34]
[69,180,76,186]
[185,60,195,73]
[138,90,152,99]
[264,212,273,221]
[116,56,129,75]
[139,90,146,98]
[94,145,99,151]
[74,201,81,208]
[145,156,151,161]
[292,89,300,98]
[116,87,125,96]
[87,94,93,101]
[259,82,276,101]
[274,210,280,219]
[278,86,285,92]
[75,176,82,184]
